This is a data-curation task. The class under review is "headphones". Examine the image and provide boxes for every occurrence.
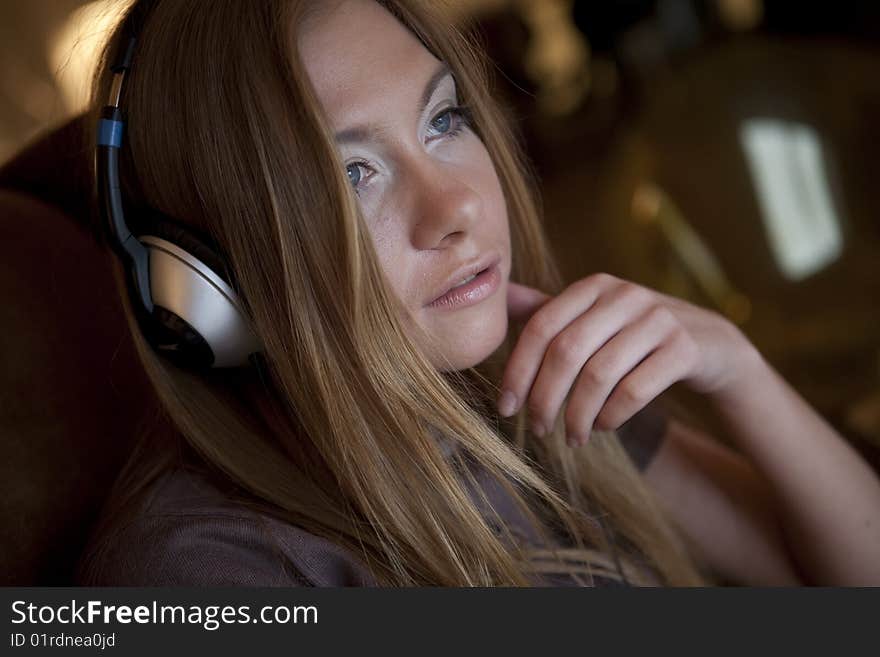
[95,17,263,369]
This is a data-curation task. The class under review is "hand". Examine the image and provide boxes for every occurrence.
[497,272,759,447]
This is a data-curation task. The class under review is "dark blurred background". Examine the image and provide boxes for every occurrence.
[465,0,880,468]
[1,1,879,468]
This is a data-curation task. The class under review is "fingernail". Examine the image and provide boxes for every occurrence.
[531,420,546,437]
[567,430,590,447]
[497,389,517,417]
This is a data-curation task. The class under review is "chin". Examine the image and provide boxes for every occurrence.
[430,303,509,372]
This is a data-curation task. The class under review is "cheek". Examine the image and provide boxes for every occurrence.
[367,223,406,290]
[361,213,425,313]
[466,142,508,229]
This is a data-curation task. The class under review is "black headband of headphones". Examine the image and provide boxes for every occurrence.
[96,27,149,312]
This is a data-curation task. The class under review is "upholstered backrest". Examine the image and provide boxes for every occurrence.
[0,115,155,584]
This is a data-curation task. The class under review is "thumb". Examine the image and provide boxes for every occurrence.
[507,281,551,324]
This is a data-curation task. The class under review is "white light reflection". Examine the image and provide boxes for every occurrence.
[739,119,843,281]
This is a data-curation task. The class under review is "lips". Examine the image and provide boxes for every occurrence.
[426,252,502,306]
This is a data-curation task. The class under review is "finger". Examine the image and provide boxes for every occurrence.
[507,281,551,323]
[595,327,697,434]
[525,288,649,438]
[563,305,677,446]
[498,276,616,417]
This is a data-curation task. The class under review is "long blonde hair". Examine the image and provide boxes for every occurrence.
[78,0,712,586]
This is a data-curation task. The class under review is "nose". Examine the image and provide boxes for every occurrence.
[405,155,484,251]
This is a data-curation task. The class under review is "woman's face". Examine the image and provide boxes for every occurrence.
[298,0,512,372]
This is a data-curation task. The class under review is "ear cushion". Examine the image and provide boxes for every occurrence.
[150,304,215,369]
[137,212,234,288]
[133,212,234,368]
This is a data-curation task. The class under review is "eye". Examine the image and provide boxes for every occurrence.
[345,160,373,191]
[431,110,453,134]
[427,105,472,140]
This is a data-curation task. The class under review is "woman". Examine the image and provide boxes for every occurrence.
[76,0,880,587]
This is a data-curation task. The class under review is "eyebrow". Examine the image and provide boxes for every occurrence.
[333,62,452,145]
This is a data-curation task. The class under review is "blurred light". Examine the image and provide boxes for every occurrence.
[47,0,133,114]
[518,0,590,116]
[716,0,764,31]
[739,119,843,282]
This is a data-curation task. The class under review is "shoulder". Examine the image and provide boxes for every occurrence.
[77,467,377,587]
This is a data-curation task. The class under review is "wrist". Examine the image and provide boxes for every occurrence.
[707,330,769,411]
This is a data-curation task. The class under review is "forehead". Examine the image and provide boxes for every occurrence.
[297,0,444,127]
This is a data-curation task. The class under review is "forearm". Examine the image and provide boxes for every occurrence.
[709,343,880,585]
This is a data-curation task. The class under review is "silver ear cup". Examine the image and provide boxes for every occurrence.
[139,235,263,367]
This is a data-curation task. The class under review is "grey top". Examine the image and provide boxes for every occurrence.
[76,403,668,587]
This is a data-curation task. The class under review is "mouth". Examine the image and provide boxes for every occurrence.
[426,257,503,310]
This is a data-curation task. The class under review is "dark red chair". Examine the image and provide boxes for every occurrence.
[0,114,155,584]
